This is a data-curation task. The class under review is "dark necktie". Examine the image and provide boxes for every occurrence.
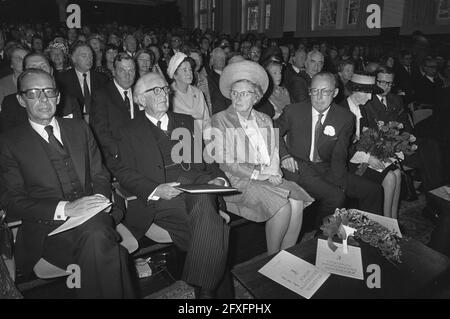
[123,91,132,118]
[44,125,65,153]
[313,113,324,163]
[83,73,91,114]
[157,120,162,130]
[381,96,387,108]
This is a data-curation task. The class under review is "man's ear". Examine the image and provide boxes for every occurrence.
[17,94,27,109]
[137,94,145,106]
[56,93,61,105]
[333,88,339,98]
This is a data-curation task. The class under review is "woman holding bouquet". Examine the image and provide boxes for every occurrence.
[340,73,402,219]
[208,61,314,255]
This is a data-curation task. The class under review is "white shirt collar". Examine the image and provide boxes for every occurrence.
[292,65,300,73]
[426,75,435,83]
[113,79,132,100]
[312,106,330,122]
[214,69,222,75]
[29,117,62,144]
[145,112,169,131]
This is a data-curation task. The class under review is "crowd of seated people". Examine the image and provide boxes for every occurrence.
[0,21,450,299]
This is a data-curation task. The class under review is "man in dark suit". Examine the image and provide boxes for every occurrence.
[56,41,107,122]
[0,69,135,298]
[285,50,324,104]
[413,57,444,111]
[0,30,9,77]
[394,50,418,105]
[275,72,383,225]
[90,53,138,169]
[112,72,229,299]
[207,47,231,114]
[0,52,81,133]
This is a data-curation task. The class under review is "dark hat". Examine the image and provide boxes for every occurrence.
[348,74,384,94]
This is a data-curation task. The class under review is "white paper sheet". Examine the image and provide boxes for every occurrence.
[352,209,402,237]
[315,239,364,280]
[430,186,450,202]
[48,202,112,236]
[258,250,330,299]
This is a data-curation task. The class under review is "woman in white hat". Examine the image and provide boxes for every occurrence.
[209,60,314,255]
[168,52,211,137]
[343,73,402,219]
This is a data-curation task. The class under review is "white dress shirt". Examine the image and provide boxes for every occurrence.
[309,107,330,161]
[114,79,134,118]
[75,69,91,95]
[377,95,387,107]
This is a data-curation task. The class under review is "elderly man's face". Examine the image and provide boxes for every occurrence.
[142,76,170,116]
[72,46,93,73]
[310,75,337,113]
[25,55,52,74]
[212,50,226,71]
[305,52,324,77]
[114,58,135,90]
[11,49,28,73]
[18,73,59,125]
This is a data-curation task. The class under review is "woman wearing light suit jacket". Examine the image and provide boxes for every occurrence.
[209,61,313,255]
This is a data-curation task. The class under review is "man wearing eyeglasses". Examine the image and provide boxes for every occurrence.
[0,69,135,298]
[276,72,383,227]
[90,53,138,171]
[111,72,230,299]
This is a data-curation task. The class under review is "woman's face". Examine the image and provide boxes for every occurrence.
[137,53,152,74]
[231,81,257,115]
[143,35,152,47]
[105,48,118,63]
[162,42,170,55]
[89,38,101,52]
[386,57,395,68]
[174,61,193,85]
[352,91,372,106]
[267,64,282,86]
[189,52,202,72]
[49,48,64,68]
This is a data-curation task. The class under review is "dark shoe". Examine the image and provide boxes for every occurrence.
[195,287,216,299]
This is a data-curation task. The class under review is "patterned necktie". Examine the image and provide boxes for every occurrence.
[44,125,65,153]
[82,73,91,114]
[313,113,324,162]
[123,91,132,118]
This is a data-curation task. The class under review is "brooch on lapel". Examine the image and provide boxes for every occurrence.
[323,125,336,137]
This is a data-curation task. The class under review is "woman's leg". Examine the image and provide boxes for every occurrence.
[281,199,304,250]
[382,171,396,218]
[265,203,291,255]
[391,169,402,219]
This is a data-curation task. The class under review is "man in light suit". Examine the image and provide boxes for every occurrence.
[0,69,135,298]
[276,72,383,225]
[90,52,139,170]
[112,72,229,299]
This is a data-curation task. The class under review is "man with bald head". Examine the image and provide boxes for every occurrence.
[0,53,81,133]
[112,72,229,299]
[0,69,135,298]
[276,72,383,226]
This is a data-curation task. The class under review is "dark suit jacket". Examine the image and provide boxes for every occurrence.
[283,65,311,103]
[0,93,82,134]
[394,63,419,104]
[56,68,107,115]
[112,112,227,239]
[207,69,231,115]
[90,81,141,167]
[0,118,110,275]
[413,73,444,108]
[275,101,355,189]
[363,94,412,132]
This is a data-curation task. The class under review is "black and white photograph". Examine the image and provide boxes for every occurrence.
[0,0,449,305]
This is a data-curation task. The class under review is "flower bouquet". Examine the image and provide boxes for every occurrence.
[320,208,402,263]
[354,121,417,175]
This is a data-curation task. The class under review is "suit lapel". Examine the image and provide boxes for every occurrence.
[58,119,86,186]
[70,69,84,100]
[304,105,313,155]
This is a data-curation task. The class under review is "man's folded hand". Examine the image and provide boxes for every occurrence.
[65,195,111,218]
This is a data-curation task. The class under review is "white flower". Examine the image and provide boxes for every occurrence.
[323,125,336,136]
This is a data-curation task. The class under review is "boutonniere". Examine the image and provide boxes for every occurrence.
[323,125,336,137]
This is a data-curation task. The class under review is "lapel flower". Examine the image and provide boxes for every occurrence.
[323,125,335,137]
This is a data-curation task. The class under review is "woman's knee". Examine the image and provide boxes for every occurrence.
[383,171,396,188]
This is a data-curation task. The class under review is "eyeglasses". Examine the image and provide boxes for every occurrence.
[20,88,59,99]
[143,86,170,96]
[230,90,255,98]
[162,46,170,49]
[377,80,393,87]
[309,88,334,96]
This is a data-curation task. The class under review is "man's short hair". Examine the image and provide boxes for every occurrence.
[70,41,92,56]
[376,65,395,78]
[338,59,355,72]
[113,52,135,69]
[306,50,324,62]
[22,52,50,70]
[17,68,55,93]
[311,72,337,89]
